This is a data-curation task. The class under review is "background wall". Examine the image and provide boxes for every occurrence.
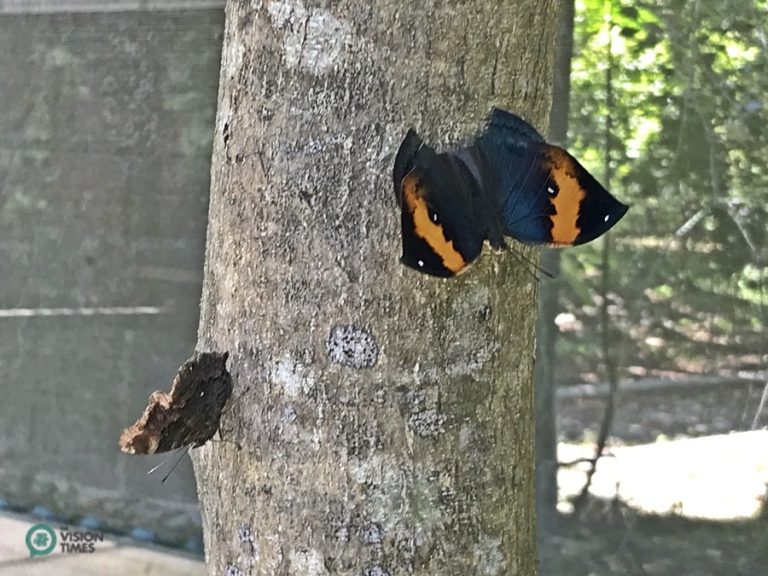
[0,5,224,547]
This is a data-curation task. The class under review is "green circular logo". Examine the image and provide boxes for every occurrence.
[25,523,57,557]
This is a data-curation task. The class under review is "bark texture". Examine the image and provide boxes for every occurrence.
[194,1,560,574]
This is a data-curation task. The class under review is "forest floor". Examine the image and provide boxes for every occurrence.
[540,379,768,575]
[539,503,768,576]
[557,378,764,444]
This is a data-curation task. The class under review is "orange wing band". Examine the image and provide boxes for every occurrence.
[402,173,468,273]
[543,148,585,245]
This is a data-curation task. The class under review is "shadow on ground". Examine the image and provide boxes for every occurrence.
[539,499,768,576]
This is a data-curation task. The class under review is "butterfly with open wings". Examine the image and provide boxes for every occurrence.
[393,108,629,277]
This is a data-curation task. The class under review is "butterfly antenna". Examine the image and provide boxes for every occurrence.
[510,247,556,281]
[146,461,166,476]
[161,448,191,483]
[531,253,557,280]
[146,446,188,481]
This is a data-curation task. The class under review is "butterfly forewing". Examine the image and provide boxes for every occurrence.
[395,138,485,277]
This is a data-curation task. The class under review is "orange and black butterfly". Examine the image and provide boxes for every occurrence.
[393,108,629,277]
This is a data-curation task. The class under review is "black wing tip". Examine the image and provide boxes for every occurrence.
[615,201,631,226]
[610,201,631,227]
[393,128,424,206]
[573,201,630,245]
[395,129,423,167]
[619,201,630,215]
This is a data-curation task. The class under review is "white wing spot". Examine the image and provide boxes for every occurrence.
[547,186,556,195]
[432,213,438,222]
[604,214,610,222]
[418,260,424,267]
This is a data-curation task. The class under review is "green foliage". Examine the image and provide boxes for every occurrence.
[557,0,767,381]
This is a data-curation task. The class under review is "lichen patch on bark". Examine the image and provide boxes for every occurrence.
[327,324,379,369]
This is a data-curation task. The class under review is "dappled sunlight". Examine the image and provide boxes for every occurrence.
[558,431,768,520]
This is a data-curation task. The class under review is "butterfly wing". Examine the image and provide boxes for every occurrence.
[477,111,628,245]
[535,144,629,245]
[393,128,423,207]
[455,144,507,251]
[119,351,232,454]
[485,107,545,145]
[474,111,551,243]
[394,132,486,277]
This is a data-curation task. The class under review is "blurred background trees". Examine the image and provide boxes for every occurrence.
[556,0,766,386]
[537,0,768,573]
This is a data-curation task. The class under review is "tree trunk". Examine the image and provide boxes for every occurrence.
[193,1,559,574]
[535,0,574,535]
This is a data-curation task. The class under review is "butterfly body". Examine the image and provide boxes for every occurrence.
[393,108,629,277]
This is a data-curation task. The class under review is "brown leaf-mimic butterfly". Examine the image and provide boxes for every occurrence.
[393,108,629,277]
[119,351,232,454]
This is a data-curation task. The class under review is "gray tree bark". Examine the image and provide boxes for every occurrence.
[193,1,560,575]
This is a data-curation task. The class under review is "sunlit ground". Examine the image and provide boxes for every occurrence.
[558,430,768,520]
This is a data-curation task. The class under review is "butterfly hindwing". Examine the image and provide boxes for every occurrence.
[474,112,551,243]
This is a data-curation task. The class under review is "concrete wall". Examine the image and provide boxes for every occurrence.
[0,8,224,548]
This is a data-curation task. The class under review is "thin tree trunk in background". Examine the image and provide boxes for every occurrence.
[193,1,560,574]
[535,0,574,535]
[575,2,619,509]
